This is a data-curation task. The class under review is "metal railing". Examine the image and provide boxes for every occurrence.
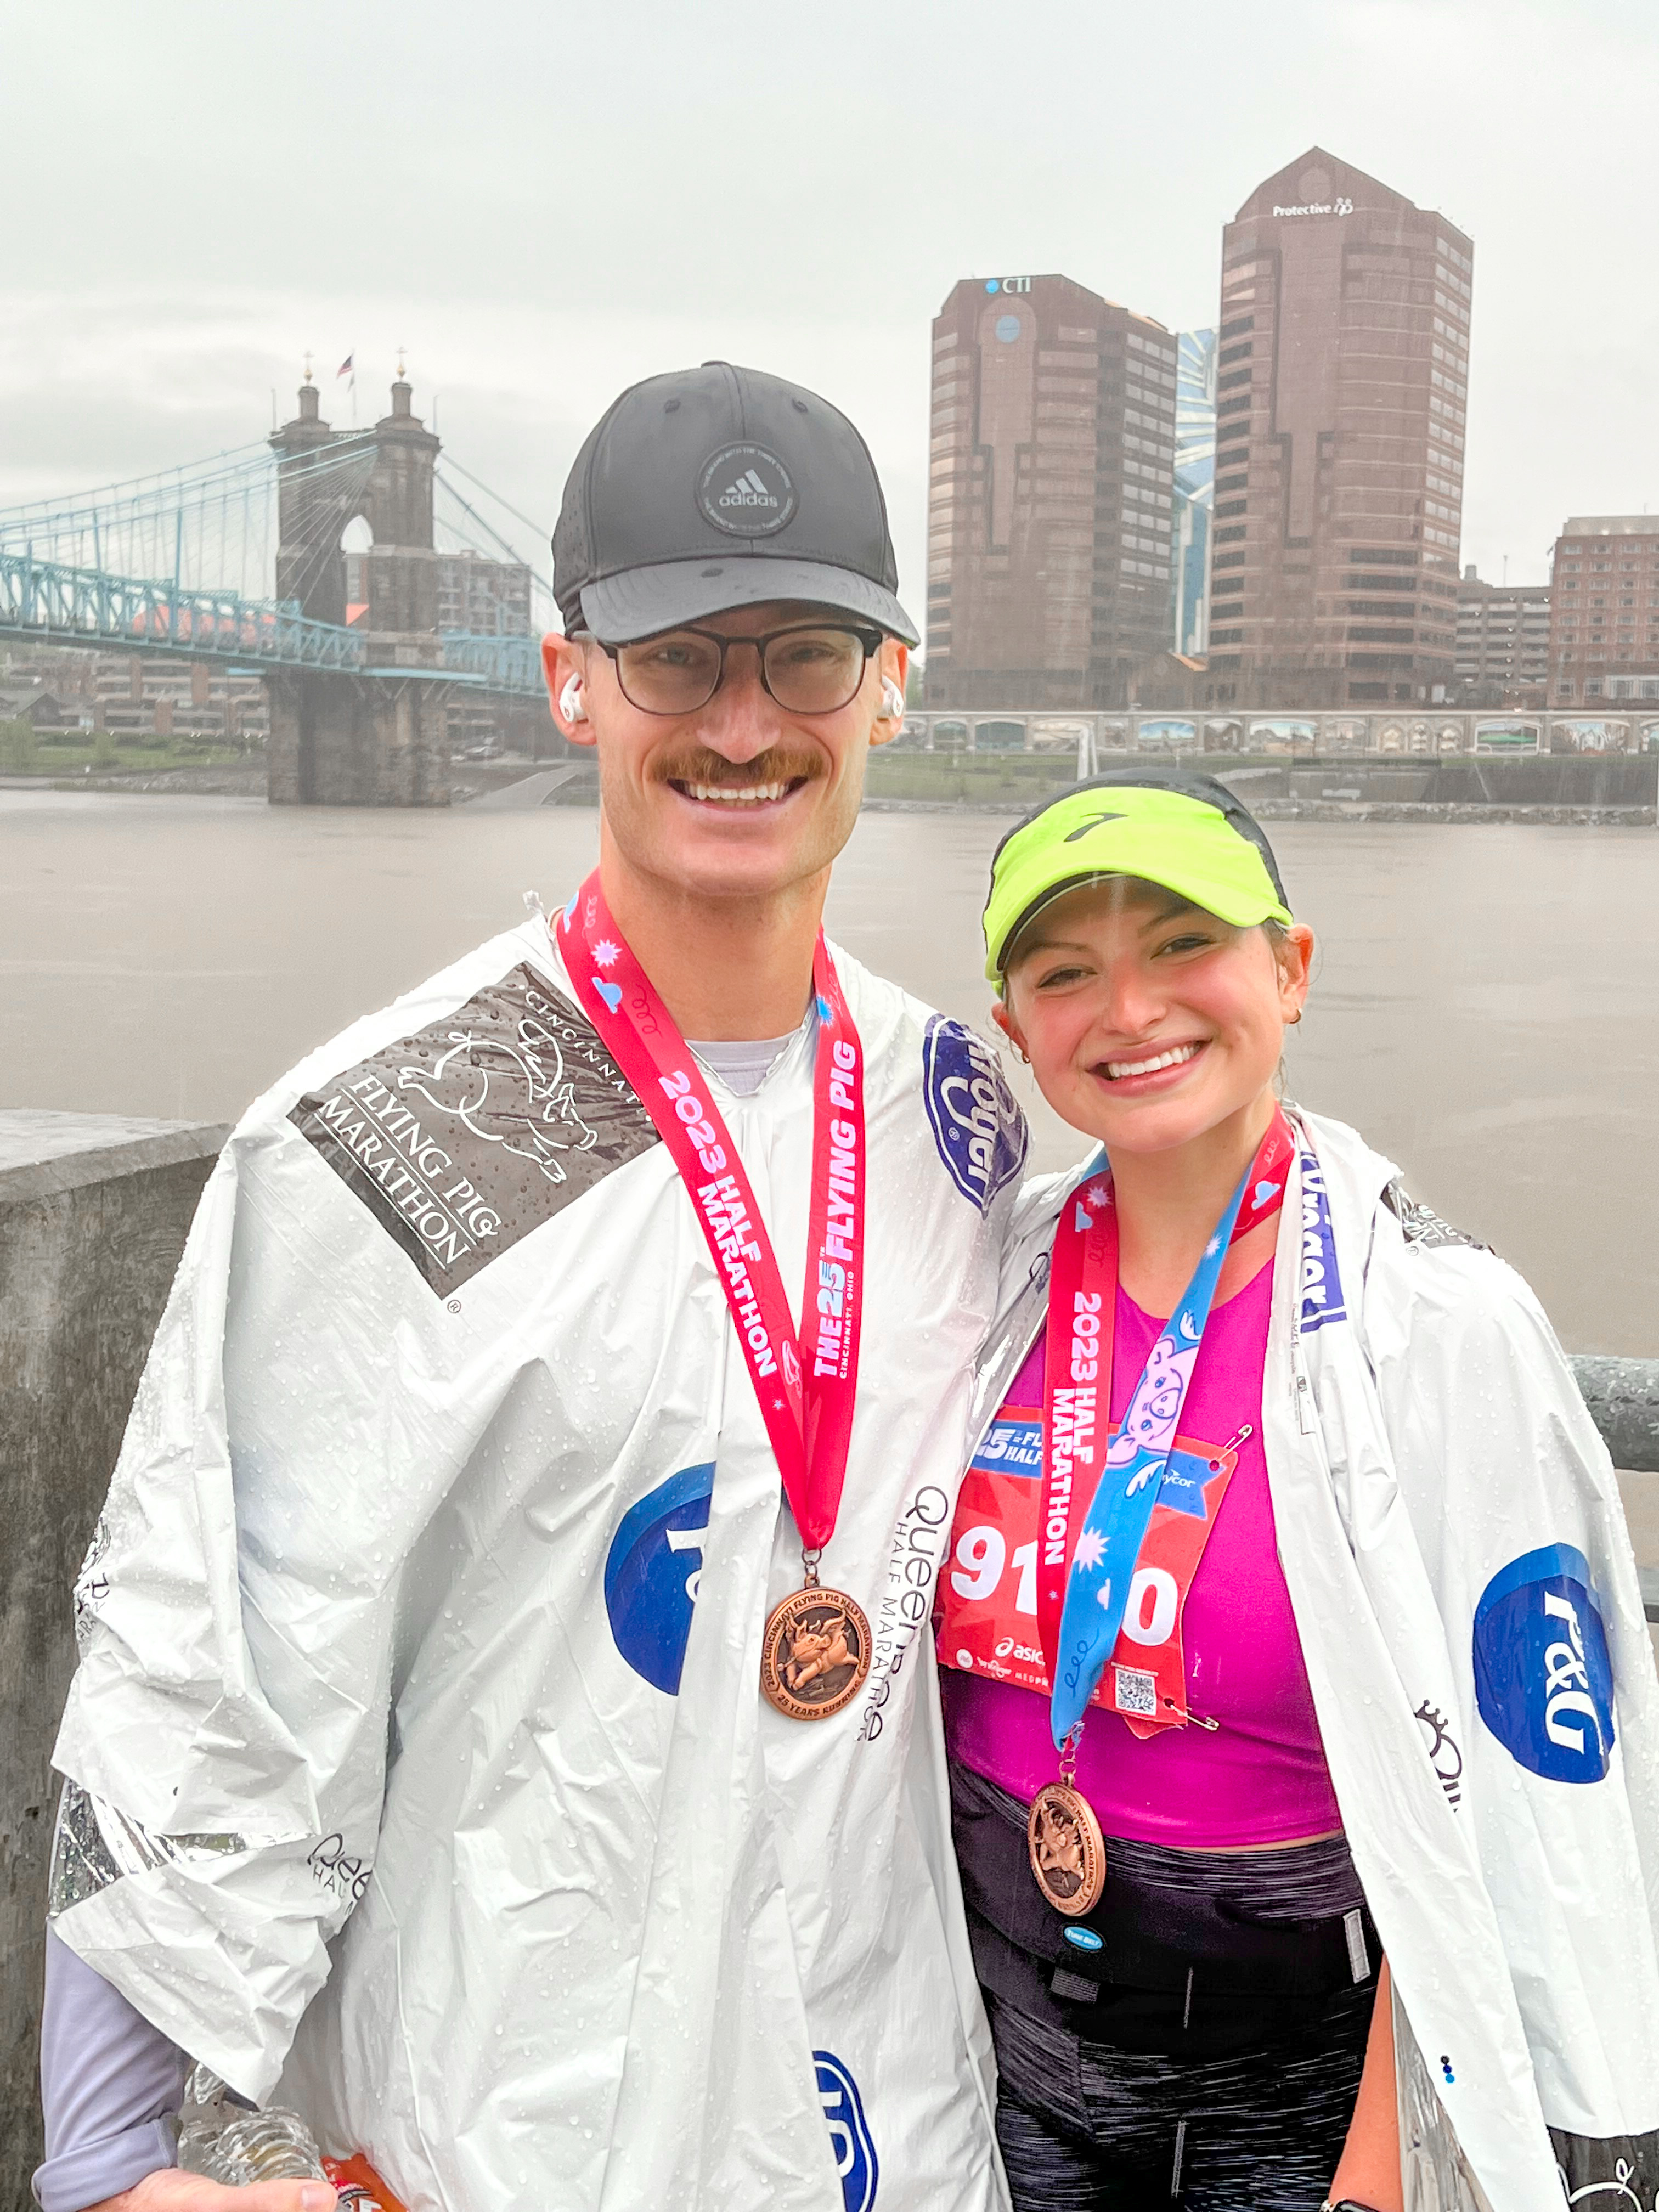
[895,707,1659,763]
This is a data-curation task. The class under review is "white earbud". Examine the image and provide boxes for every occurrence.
[880,679,906,720]
[559,675,588,726]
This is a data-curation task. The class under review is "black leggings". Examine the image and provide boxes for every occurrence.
[989,1977,1375,2211]
[949,1761,1378,2210]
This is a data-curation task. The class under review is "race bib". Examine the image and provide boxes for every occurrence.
[938,1403,1238,1739]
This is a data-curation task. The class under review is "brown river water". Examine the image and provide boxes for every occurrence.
[2,789,1655,1356]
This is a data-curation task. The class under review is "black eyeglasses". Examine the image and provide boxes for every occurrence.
[595,623,885,717]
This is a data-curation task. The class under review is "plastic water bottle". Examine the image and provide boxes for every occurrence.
[175,2062,327,2181]
[207,2107,330,2181]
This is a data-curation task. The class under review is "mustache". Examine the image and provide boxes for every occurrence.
[652,746,826,788]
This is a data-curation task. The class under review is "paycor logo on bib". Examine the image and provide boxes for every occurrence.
[922,1016,1028,1215]
[1472,1544,1616,1784]
[603,1463,715,1695]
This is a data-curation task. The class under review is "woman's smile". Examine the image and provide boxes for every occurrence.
[1093,1037,1209,1087]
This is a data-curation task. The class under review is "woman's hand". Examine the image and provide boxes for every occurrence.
[1327,1956,1404,2212]
[86,2177,336,2212]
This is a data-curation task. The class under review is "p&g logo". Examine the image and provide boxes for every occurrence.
[814,2050,879,2211]
[1472,1544,1616,1784]
[922,1016,1028,1216]
[603,1463,715,1695]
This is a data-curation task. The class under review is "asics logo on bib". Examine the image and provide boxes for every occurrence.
[813,2051,879,2211]
[1472,1544,1617,1784]
[1297,1153,1347,1330]
[603,1464,715,1696]
[922,1015,1028,1215]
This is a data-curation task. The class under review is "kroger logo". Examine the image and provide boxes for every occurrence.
[814,2050,878,2212]
[1297,1153,1347,1332]
[922,1017,1028,1216]
[602,1463,714,1695]
[1472,1544,1616,1784]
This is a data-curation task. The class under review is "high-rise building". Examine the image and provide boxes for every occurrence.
[925,274,1177,708]
[1205,148,1471,708]
[1454,567,1550,702]
[1173,329,1216,656]
[1548,518,1659,704]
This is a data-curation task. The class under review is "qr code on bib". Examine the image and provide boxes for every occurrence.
[1113,1666,1158,1718]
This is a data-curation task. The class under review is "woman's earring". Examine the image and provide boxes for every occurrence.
[1288,1008,1304,1025]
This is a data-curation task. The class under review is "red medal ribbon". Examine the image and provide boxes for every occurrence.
[558,871,864,1550]
[1035,1110,1293,1688]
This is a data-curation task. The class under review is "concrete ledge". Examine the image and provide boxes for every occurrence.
[1570,1356,1659,1477]
[0,1110,228,1206]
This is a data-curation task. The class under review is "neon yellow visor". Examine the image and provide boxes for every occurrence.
[983,782,1294,983]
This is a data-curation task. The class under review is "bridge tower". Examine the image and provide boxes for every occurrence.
[266,368,451,806]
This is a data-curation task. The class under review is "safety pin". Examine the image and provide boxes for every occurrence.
[1205,1425,1254,1475]
[1163,1697,1220,1731]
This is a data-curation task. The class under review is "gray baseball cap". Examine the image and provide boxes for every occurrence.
[552,361,918,646]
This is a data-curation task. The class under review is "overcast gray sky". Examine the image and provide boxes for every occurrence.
[1,0,1652,615]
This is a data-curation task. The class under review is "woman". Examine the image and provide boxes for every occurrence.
[937,769,1659,2212]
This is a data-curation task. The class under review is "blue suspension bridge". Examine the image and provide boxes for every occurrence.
[0,371,556,801]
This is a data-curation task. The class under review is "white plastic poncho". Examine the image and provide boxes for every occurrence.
[975,1108,1659,2212]
[48,912,1032,2211]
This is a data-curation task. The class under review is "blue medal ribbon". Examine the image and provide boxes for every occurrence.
[1049,1159,1253,1748]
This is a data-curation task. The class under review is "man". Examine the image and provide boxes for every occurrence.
[38,363,1029,2211]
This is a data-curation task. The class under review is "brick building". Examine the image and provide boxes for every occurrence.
[346,549,533,637]
[924,274,1178,708]
[1548,517,1659,704]
[1204,148,1471,708]
[1455,567,1550,703]
[0,646,268,745]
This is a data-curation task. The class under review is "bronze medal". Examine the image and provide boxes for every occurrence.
[760,1585,872,1721]
[1026,1780,1108,1916]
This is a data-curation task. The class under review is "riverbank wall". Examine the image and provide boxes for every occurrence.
[0,1114,225,2204]
[860,750,1658,822]
[503,752,1658,822]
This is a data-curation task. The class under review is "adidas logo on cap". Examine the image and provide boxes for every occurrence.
[696,439,798,537]
[718,467,778,509]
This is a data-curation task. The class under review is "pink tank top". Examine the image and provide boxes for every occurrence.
[941,1260,1342,1848]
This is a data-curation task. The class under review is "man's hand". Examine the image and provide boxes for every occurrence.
[88,2176,336,2212]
